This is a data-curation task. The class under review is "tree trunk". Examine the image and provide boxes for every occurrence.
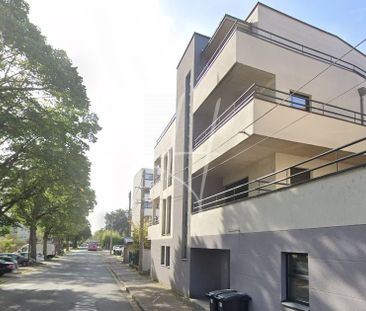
[29,224,37,261]
[66,236,70,251]
[72,237,78,249]
[43,231,48,259]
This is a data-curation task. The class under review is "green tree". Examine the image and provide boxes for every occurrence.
[105,209,129,236]
[0,0,100,259]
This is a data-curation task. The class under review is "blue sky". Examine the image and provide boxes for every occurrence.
[27,0,366,232]
[161,0,366,52]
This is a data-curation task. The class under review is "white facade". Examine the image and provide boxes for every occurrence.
[148,3,366,310]
[131,168,153,227]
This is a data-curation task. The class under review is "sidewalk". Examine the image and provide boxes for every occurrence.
[102,252,208,311]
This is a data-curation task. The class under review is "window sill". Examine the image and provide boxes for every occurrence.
[281,301,310,311]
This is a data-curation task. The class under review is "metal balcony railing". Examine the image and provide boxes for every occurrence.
[193,84,366,149]
[192,137,366,212]
[195,20,366,85]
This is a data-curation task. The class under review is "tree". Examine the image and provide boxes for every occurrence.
[93,229,122,249]
[0,0,100,259]
[104,209,129,236]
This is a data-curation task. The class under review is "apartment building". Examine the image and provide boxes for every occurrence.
[148,3,366,311]
[131,168,154,227]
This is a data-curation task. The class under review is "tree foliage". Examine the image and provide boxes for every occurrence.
[0,0,100,258]
[93,229,122,249]
[104,209,129,236]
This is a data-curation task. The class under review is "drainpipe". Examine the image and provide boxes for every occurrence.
[358,87,366,125]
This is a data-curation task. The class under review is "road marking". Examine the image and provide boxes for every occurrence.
[73,298,96,310]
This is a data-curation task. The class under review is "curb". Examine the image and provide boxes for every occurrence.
[104,260,146,311]
[103,253,207,311]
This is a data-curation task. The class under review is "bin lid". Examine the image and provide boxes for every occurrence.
[206,289,237,298]
[216,292,251,302]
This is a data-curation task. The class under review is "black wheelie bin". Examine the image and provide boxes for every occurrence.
[206,289,237,311]
[216,292,251,311]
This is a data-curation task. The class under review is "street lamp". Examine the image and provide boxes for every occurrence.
[358,87,366,125]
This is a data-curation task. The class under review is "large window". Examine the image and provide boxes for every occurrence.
[290,92,310,111]
[286,253,309,306]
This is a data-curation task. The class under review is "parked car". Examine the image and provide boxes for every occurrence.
[0,253,29,266]
[18,243,55,258]
[112,245,123,255]
[0,259,13,276]
[18,252,43,263]
[0,255,18,270]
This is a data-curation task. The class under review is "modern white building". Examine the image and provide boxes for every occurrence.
[131,168,154,227]
[148,3,366,311]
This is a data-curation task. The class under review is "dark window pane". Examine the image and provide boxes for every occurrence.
[225,177,249,203]
[287,253,309,305]
[288,277,309,304]
[160,246,165,265]
[166,246,170,267]
[290,167,311,185]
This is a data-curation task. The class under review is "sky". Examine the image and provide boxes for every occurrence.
[26,0,366,233]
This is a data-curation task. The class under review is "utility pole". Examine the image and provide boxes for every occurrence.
[138,169,145,274]
[358,87,366,125]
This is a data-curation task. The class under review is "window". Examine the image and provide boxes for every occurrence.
[168,148,173,187]
[154,158,161,184]
[290,167,311,185]
[143,201,152,209]
[225,177,249,203]
[166,196,172,235]
[290,92,310,111]
[160,246,165,265]
[161,199,166,235]
[163,153,168,189]
[286,253,309,306]
[166,246,170,267]
[145,173,153,181]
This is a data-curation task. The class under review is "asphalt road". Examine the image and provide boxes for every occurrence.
[0,250,136,311]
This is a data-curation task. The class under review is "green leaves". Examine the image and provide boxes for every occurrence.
[0,0,100,243]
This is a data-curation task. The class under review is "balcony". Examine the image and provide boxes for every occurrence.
[192,84,366,173]
[192,18,366,117]
[192,137,366,212]
[194,84,366,149]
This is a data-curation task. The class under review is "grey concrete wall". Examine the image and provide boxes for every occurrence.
[191,224,366,311]
[190,248,230,298]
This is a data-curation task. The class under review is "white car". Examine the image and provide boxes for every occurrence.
[112,245,123,255]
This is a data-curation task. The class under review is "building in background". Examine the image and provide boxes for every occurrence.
[131,168,154,227]
[148,2,366,311]
[10,225,29,242]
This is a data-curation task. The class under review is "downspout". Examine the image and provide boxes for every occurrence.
[358,87,366,125]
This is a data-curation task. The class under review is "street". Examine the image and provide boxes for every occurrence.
[0,250,137,311]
